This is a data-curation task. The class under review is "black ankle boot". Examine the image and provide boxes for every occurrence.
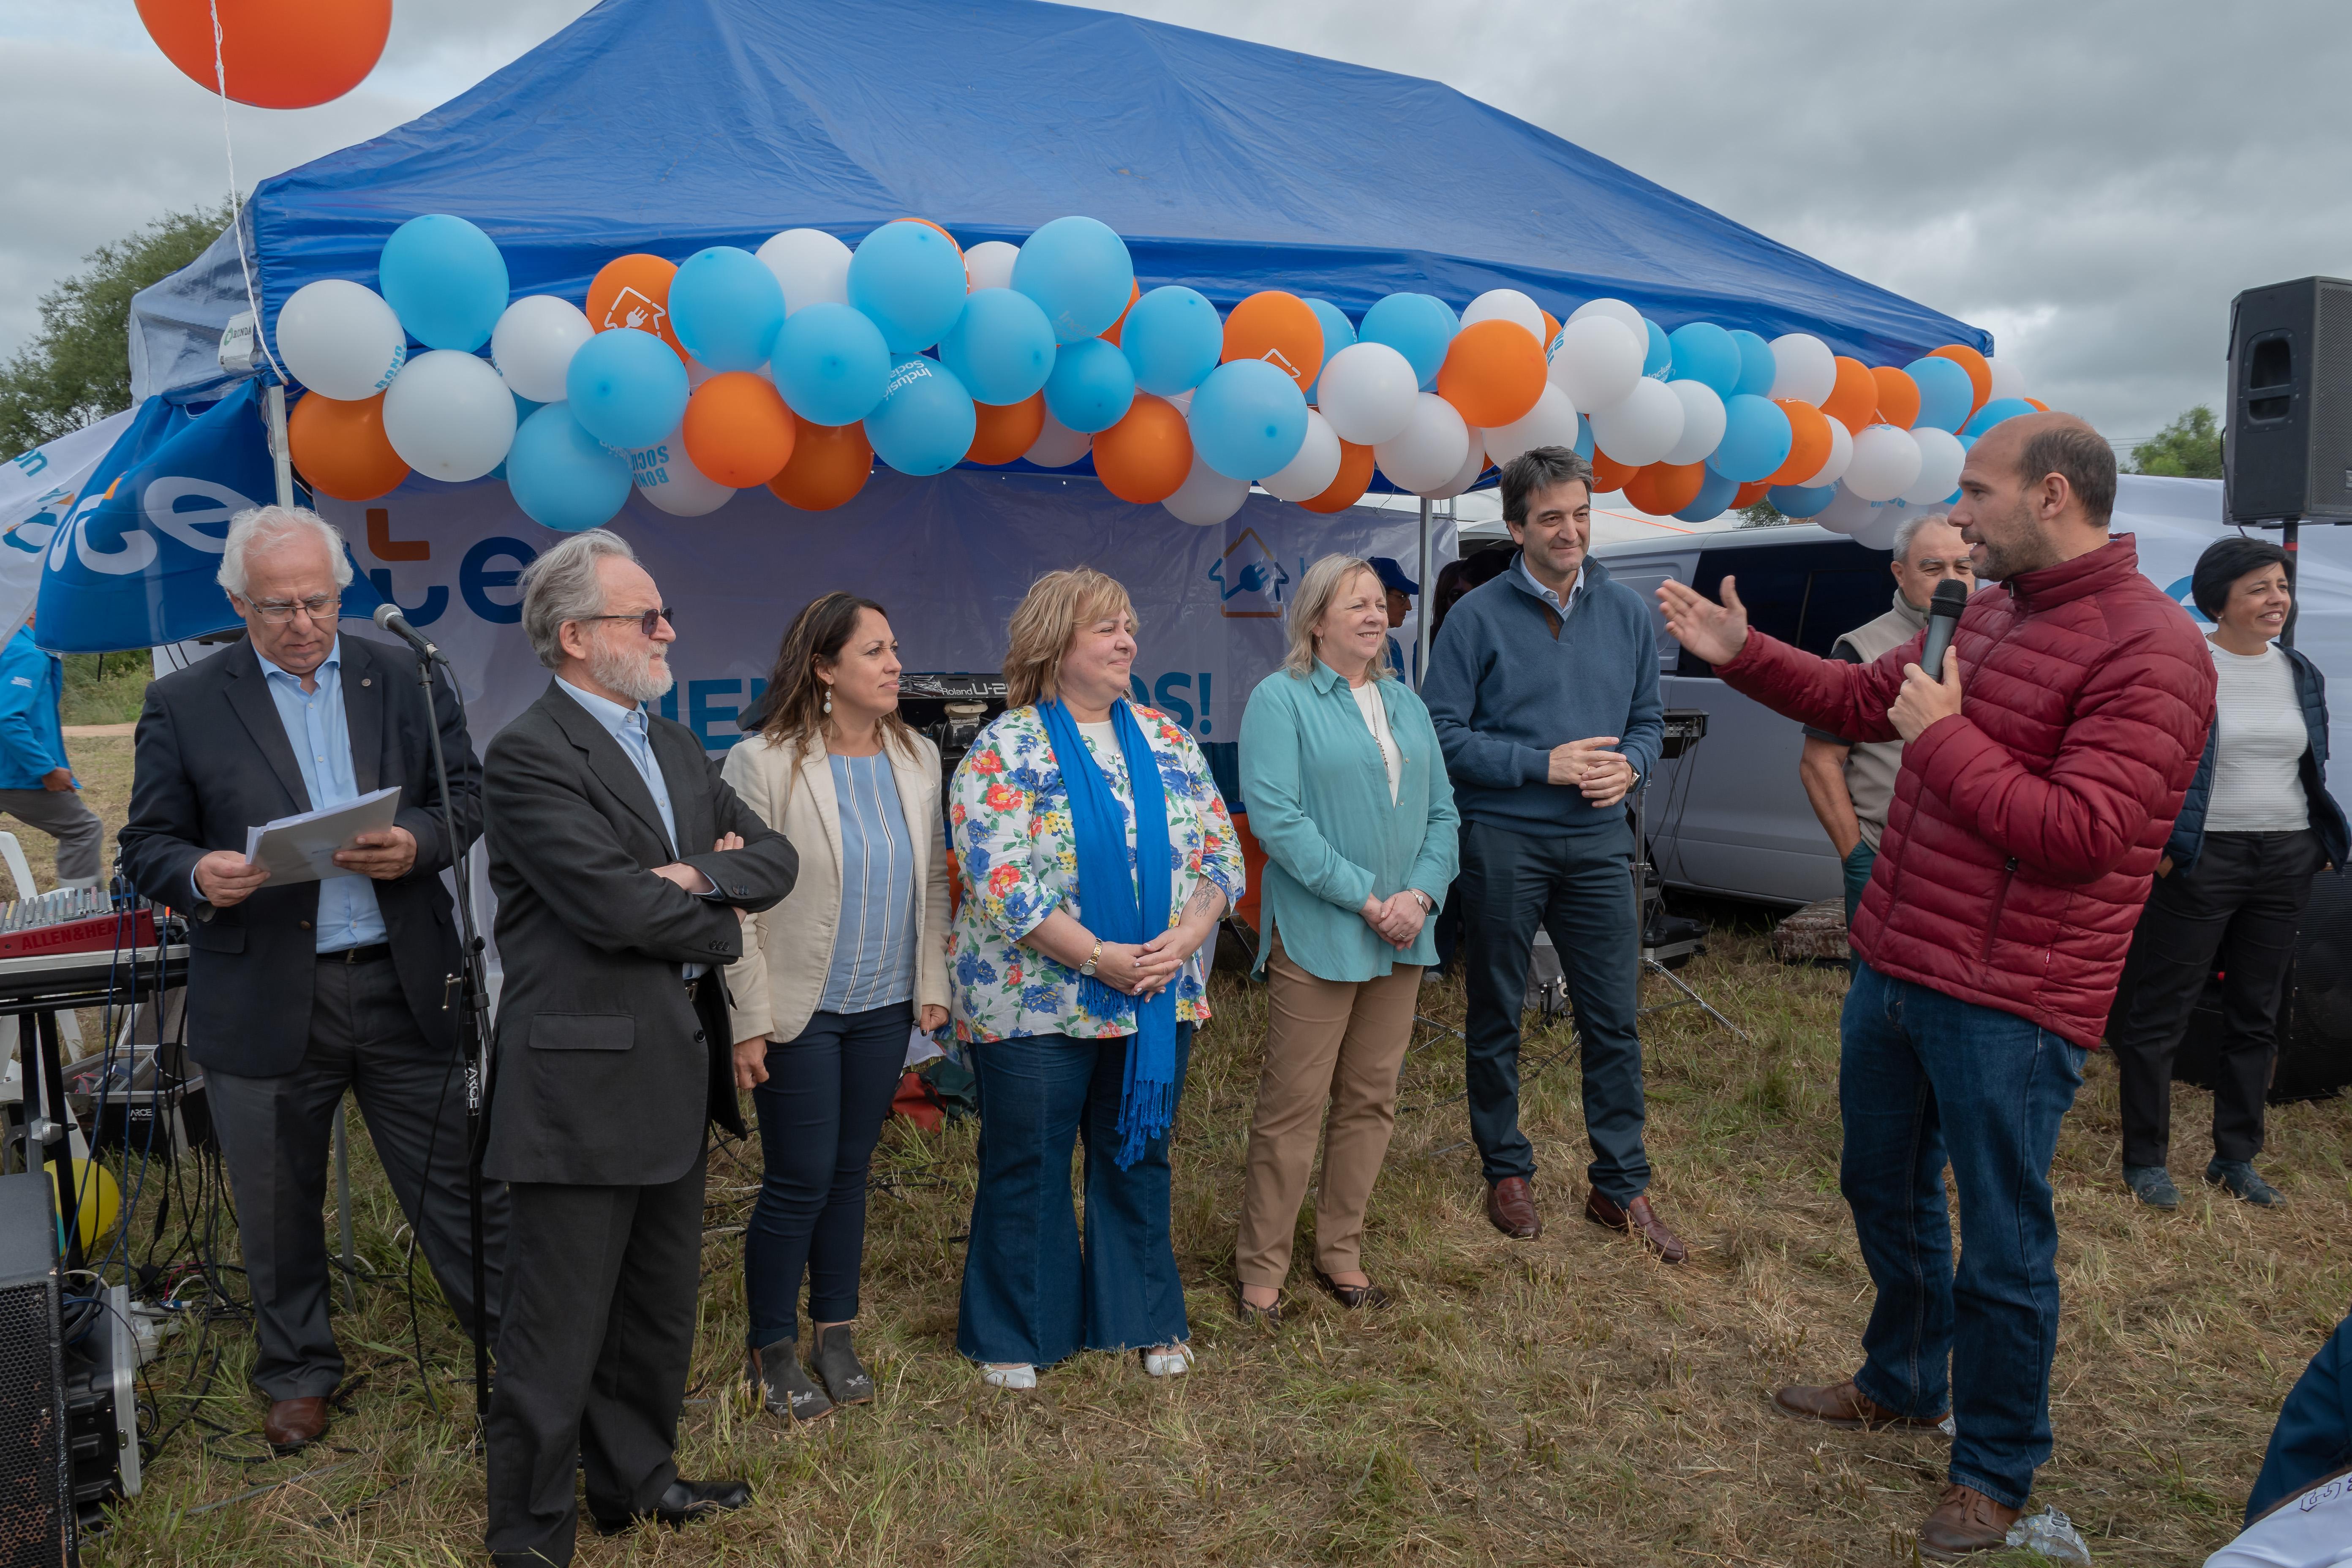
[748,1339,831,1423]
[811,1323,874,1406]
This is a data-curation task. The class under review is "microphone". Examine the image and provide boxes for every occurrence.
[373,602,448,665]
[1917,579,1969,678]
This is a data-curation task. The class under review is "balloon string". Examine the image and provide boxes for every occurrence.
[210,0,286,384]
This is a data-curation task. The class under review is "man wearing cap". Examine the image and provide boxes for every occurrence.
[1368,557,1419,686]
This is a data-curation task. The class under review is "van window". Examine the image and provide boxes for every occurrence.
[1676,538,1895,677]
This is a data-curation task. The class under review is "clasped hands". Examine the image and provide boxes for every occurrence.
[1548,736,1634,807]
[1358,889,1427,949]
[193,825,419,908]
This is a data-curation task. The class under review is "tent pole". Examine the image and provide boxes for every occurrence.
[266,383,294,507]
[1415,497,1432,688]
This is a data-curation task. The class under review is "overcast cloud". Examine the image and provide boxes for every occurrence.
[6,0,2347,446]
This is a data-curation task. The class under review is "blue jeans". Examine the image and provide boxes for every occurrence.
[956,1026,1193,1367]
[1841,964,2086,1510]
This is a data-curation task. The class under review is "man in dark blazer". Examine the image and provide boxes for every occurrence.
[481,528,796,1568]
[118,505,501,1451]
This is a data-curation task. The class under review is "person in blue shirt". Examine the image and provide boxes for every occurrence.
[0,612,105,888]
[1368,556,1419,688]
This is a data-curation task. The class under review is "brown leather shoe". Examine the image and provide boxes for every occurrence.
[1486,1177,1541,1239]
[1917,1484,2021,1559]
[263,1396,329,1450]
[1772,1377,1948,1431]
[1584,1190,1688,1263]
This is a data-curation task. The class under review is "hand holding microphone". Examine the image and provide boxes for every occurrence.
[1890,579,1970,742]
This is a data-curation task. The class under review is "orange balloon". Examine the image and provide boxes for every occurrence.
[1821,356,1879,434]
[1102,280,1144,348]
[587,254,686,359]
[1588,450,1639,494]
[288,389,406,501]
[681,373,796,489]
[1437,320,1546,429]
[967,394,1045,464]
[1871,366,1920,430]
[1622,461,1706,516]
[1767,399,1834,486]
[1222,291,1325,394]
[1300,441,1377,513]
[1732,480,1774,510]
[767,416,871,511]
[1539,309,1561,348]
[1091,395,1194,505]
[137,0,388,109]
[2024,397,2050,412]
[1928,344,1992,415]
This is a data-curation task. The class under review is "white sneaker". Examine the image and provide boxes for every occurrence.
[1142,1344,1194,1378]
[981,1363,1037,1391]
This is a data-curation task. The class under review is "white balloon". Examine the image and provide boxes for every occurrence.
[1315,341,1419,445]
[1851,506,1908,551]
[1373,392,1470,494]
[1586,376,1683,467]
[1568,297,1646,343]
[1023,410,1092,468]
[1815,482,1876,534]
[1166,389,1194,416]
[1901,427,1967,506]
[964,240,1020,293]
[1803,416,1854,487]
[1843,424,1925,502]
[381,350,516,482]
[757,228,853,315]
[489,296,592,405]
[1421,429,1488,500]
[1163,453,1249,526]
[1986,357,2026,402]
[278,279,408,400]
[1767,333,1836,406]
[629,429,736,516]
[1462,289,1545,339]
[1546,316,1640,414]
[1262,408,1342,502]
[1661,380,1727,467]
[1482,383,1579,468]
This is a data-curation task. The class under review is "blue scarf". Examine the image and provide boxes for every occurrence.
[1040,697,1178,1168]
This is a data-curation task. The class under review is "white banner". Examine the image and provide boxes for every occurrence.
[2,411,135,643]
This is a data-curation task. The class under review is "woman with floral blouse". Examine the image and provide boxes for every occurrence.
[948,566,1245,1390]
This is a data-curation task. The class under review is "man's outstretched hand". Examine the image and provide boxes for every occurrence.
[1656,575,1750,667]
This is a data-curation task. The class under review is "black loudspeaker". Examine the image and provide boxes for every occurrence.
[0,1172,74,1568]
[2226,276,2352,524]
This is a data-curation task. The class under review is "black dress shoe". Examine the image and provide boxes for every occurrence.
[591,1476,753,1534]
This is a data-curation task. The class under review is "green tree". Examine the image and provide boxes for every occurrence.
[2129,404,2223,479]
[0,204,232,458]
[1737,499,1787,527]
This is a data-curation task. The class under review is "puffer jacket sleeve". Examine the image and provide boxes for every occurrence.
[1717,626,1916,746]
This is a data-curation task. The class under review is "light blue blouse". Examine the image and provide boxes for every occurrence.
[819,751,919,1014]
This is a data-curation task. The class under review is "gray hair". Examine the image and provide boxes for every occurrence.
[217,506,354,599]
[518,529,637,670]
[1284,554,1397,680]
[1890,510,1954,564]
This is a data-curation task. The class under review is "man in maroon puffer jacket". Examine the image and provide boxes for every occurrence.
[1660,413,2214,1558]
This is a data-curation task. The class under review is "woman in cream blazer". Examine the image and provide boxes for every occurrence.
[724,593,950,1427]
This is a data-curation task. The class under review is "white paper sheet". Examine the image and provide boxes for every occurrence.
[243,786,401,885]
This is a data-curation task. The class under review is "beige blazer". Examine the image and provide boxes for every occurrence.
[721,727,952,1045]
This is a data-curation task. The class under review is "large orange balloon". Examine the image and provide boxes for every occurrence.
[1102,281,1144,348]
[1437,320,1546,429]
[1821,356,1879,434]
[1091,395,1194,505]
[587,254,687,359]
[1731,479,1774,510]
[1928,344,1992,415]
[137,0,389,109]
[967,395,1045,464]
[767,417,871,511]
[1767,399,1834,486]
[288,389,406,501]
[682,373,796,489]
[1871,367,1920,431]
[1300,441,1377,513]
[1222,291,1325,394]
[1623,461,1706,516]
[1588,450,1638,494]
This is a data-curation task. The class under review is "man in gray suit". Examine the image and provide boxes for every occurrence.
[481,529,796,1567]
[119,505,501,1452]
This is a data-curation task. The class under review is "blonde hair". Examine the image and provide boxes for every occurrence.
[1003,567,1139,708]
[1283,554,1397,681]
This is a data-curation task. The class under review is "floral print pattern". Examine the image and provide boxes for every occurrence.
[948,705,1245,1043]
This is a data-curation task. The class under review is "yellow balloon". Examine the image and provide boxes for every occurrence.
[48,1158,122,1252]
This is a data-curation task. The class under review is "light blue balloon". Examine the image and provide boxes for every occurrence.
[1042,336,1135,433]
[866,355,977,477]
[1769,482,1836,518]
[670,246,785,373]
[770,303,890,426]
[1963,397,2036,437]
[847,222,969,354]
[1643,318,1672,379]
[566,328,689,451]
[1675,465,1741,523]
[936,288,1057,406]
[1119,287,1223,397]
[506,403,632,532]
[1729,330,1777,399]
[1360,293,1458,389]
[378,214,509,352]
[1301,298,1356,403]
[1906,356,1976,433]
[1190,358,1308,482]
[489,392,544,480]
[1666,323,1741,399]
[1574,413,1595,461]
[1715,394,1794,482]
[1012,216,1135,346]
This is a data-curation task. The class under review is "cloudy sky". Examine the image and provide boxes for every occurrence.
[6,0,2346,449]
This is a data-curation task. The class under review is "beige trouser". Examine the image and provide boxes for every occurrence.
[1236,934,1422,1289]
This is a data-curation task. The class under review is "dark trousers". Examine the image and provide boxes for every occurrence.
[1457,817,1648,1198]
[744,1001,912,1348]
[485,1149,707,1568]
[2109,829,2321,1168]
[1841,964,2086,1511]
[956,1026,1192,1367]
[2247,1307,2352,1524]
[206,950,507,1401]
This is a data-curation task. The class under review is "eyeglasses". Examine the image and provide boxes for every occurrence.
[580,607,675,637]
[248,593,340,626]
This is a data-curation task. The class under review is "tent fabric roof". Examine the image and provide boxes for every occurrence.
[133,0,1986,404]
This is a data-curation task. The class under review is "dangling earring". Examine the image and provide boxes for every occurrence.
[822,685,833,716]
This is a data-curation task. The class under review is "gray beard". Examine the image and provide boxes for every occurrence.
[587,640,674,705]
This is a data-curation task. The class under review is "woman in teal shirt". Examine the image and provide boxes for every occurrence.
[1235,554,1458,1323]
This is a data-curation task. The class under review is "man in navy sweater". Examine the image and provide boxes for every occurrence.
[1422,446,1680,1258]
